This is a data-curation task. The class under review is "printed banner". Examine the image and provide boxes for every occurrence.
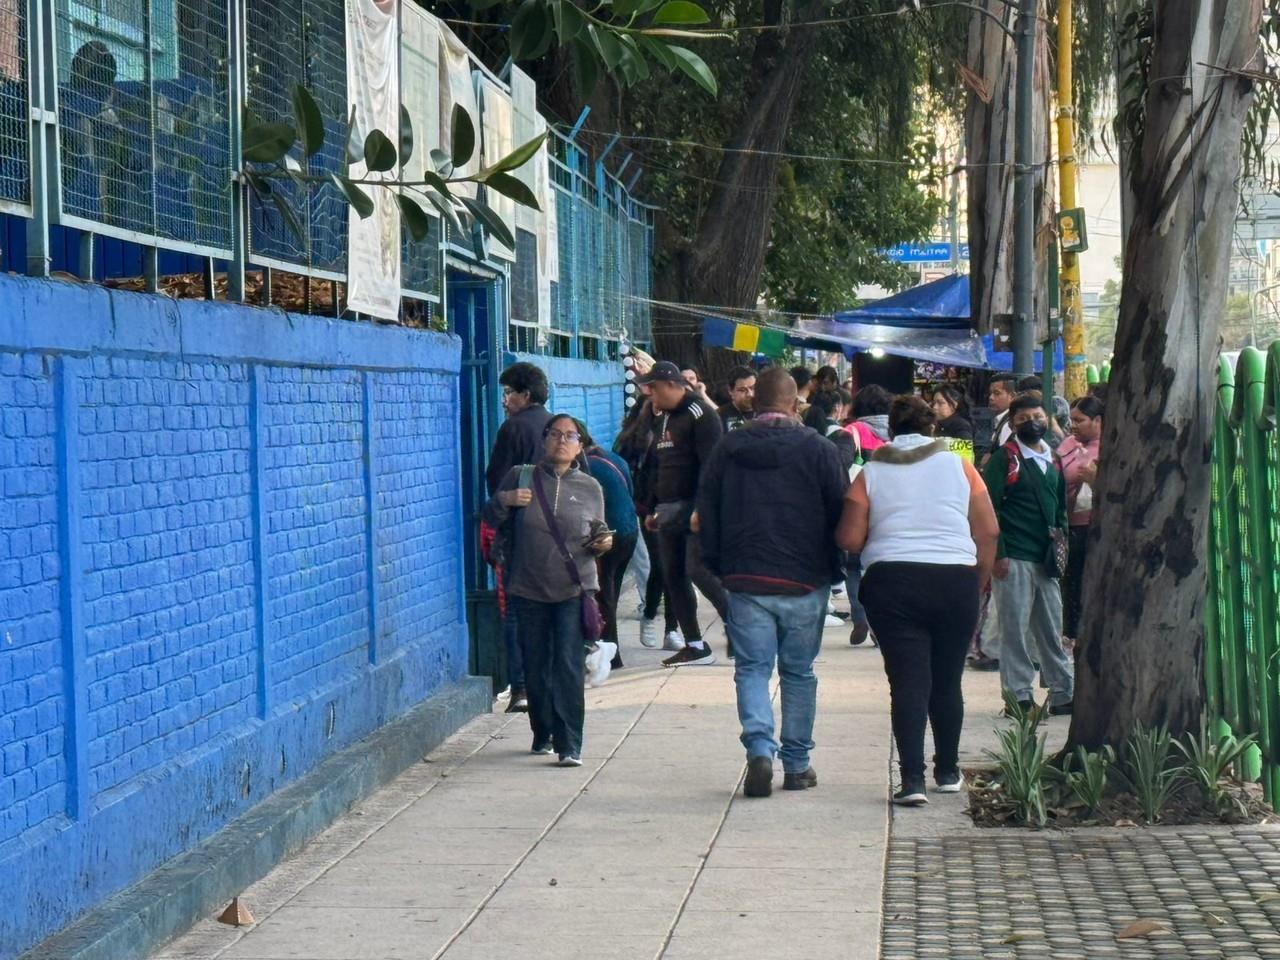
[480,78,515,261]
[439,25,479,200]
[345,0,401,320]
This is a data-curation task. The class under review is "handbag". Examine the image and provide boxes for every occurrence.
[531,470,605,642]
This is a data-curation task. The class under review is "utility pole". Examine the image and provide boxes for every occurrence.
[949,146,961,272]
[1057,0,1087,399]
[1011,0,1038,378]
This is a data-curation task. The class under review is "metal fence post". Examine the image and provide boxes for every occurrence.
[228,0,247,301]
[25,0,56,277]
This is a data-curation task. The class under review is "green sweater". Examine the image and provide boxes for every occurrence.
[982,444,1068,562]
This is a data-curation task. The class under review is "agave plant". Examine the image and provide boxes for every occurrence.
[1175,720,1257,818]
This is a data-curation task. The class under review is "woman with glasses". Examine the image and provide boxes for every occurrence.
[484,415,612,767]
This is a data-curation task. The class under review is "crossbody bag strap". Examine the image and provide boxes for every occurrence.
[531,469,584,589]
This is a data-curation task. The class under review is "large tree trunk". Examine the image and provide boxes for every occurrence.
[651,1,824,375]
[1070,0,1262,747]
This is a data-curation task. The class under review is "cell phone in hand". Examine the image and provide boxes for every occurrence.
[584,529,615,546]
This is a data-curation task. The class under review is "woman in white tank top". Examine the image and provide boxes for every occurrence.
[836,396,999,807]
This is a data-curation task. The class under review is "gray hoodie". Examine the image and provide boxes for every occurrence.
[484,462,608,603]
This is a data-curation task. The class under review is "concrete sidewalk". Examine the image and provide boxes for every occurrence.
[152,607,895,960]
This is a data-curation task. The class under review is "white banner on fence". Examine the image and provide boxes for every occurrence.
[439,26,479,201]
[345,0,401,320]
[480,78,515,262]
[511,67,539,234]
[401,5,440,173]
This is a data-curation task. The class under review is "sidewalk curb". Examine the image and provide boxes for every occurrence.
[20,677,492,960]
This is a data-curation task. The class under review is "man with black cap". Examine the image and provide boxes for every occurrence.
[638,361,729,665]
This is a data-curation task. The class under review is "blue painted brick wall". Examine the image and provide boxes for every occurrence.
[0,276,468,957]
[506,353,625,447]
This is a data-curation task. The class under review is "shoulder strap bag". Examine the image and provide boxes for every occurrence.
[531,470,605,642]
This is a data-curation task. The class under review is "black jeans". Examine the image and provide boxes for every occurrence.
[860,562,980,782]
[512,596,586,758]
[598,532,638,664]
[656,504,728,643]
[1063,525,1089,639]
[641,525,678,632]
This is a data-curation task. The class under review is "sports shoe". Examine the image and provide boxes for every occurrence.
[893,781,929,806]
[1048,700,1074,717]
[662,644,715,667]
[531,740,553,755]
[850,624,871,646]
[830,583,846,598]
[969,654,1000,672]
[506,689,529,713]
[744,755,773,797]
[557,754,582,767]
[663,630,686,652]
[639,619,661,648]
[935,770,964,793]
[823,614,845,628]
[784,767,818,791]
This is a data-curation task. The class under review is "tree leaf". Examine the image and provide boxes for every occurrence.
[509,0,546,61]
[243,121,296,164]
[330,173,375,219]
[589,24,625,70]
[478,132,548,178]
[422,170,451,195]
[270,192,307,245]
[1116,920,1167,940]
[652,1,709,25]
[363,129,398,173]
[461,196,515,251]
[617,35,650,84]
[396,193,432,242]
[553,0,587,43]
[451,104,476,168]
[291,85,325,158]
[398,104,414,167]
[667,44,717,95]
[573,38,599,99]
[614,0,665,15]
[486,172,541,210]
[430,149,455,177]
[424,190,464,235]
[637,34,679,71]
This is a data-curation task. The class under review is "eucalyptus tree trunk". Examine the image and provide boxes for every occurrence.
[1070,0,1263,747]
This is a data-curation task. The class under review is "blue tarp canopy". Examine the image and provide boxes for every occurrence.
[795,274,987,368]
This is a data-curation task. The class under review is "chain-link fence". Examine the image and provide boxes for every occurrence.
[0,0,26,207]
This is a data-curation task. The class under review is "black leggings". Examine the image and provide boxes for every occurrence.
[597,532,638,666]
[1063,525,1088,639]
[657,519,728,643]
[641,526,678,632]
[860,562,980,782]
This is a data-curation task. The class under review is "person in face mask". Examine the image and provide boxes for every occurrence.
[981,394,1073,717]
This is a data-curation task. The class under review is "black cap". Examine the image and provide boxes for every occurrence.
[637,360,686,385]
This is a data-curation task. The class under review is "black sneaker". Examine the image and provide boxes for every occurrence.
[849,624,870,646]
[893,780,929,806]
[783,767,818,791]
[969,654,1000,672]
[934,770,964,793]
[663,644,716,667]
[1048,700,1074,716]
[1000,699,1036,718]
[506,689,529,713]
[744,755,773,797]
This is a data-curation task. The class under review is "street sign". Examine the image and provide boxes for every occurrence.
[882,242,970,264]
[1058,208,1088,253]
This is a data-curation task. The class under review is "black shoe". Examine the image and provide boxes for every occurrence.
[1048,700,1074,716]
[663,644,716,667]
[744,755,773,797]
[893,780,929,806]
[506,689,529,713]
[969,654,1000,672]
[934,770,964,793]
[783,767,818,791]
[850,624,870,646]
[1000,699,1036,718]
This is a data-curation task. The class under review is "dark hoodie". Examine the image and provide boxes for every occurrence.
[696,418,849,595]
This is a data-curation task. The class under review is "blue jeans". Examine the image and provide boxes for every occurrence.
[844,553,868,628]
[511,596,586,758]
[726,589,828,774]
[504,607,525,692]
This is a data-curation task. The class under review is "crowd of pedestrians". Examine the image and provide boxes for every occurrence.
[480,354,1104,804]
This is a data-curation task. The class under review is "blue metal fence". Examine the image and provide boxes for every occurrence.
[4,0,653,342]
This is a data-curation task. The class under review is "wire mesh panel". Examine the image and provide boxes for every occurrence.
[551,185,573,336]
[54,0,231,250]
[627,215,652,343]
[402,215,441,299]
[0,0,26,205]
[510,228,536,324]
[245,0,346,273]
[575,192,602,337]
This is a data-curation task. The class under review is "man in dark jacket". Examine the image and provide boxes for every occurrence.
[717,366,756,432]
[698,368,848,797]
[484,361,551,713]
[638,361,728,666]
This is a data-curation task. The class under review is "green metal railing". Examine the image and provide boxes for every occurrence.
[1207,346,1280,799]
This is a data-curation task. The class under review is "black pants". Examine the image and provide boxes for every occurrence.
[597,532,638,666]
[1063,525,1089,639]
[656,507,728,643]
[641,526,678,632]
[512,595,585,758]
[860,562,980,782]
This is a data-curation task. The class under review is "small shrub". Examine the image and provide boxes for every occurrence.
[1123,722,1181,823]
[1174,720,1256,818]
[1062,744,1116,815]
[987,691,1052,826]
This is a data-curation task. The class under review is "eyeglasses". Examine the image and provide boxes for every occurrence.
[502,387,524,397]
[546,429,581,444]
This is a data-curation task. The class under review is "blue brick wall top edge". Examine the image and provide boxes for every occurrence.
[0,275,462,372]
[505,352,624,387]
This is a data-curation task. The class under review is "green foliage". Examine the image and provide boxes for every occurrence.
[1174,721,1256,818]
[1122,722,1181,824]
[987,690,1052,826]
[1061,744,1115,815]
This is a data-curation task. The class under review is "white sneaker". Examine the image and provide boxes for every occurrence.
[824,614,844,628]
[663,630,686,652]
[830,584,845,598]
[639,619,661,648]
[586,642,617,687]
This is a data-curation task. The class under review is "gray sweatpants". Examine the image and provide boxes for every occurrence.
[995,558,1073,705]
